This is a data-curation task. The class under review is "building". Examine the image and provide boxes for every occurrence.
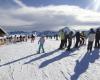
[0,28,6,37]
[0,27,7,45]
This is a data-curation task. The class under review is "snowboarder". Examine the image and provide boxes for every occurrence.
[38,36,45,53]
[87,28,95,52]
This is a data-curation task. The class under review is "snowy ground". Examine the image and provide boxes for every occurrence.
[0,38,100,80]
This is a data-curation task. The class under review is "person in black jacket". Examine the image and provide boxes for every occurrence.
[95,28,100,48]
[59,30,65,49]
[64,32,68,48]
[31,34,35,43]
[74,31,80,48]
[67,31,73,51]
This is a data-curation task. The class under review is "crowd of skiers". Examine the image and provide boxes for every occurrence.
[4,34,36,44]
[59,28,100,52]
[1,28,100,53]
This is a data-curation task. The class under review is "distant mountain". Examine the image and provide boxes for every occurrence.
[8,31,29,35]
[8,30,59,37]
[32,31,59,36]
[8,27,79,36]
[8,27,72,36]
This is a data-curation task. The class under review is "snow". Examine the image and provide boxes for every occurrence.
[0,38,100,80]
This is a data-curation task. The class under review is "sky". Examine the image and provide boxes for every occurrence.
[0,0,100,31]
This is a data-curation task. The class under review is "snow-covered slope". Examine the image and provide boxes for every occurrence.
[0,38,100,80]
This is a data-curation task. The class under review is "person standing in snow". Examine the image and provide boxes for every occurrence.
[31,34,35,43]
[95,28,100,48]
[55,34,58,40]
[87,28,95,52]
[74,31,80,48]
[66,31,73,51]
[80,31,86,46]
[64,32,68,48]
[14,35,17,43]
[59,30,65,49]
[38,36,45,53]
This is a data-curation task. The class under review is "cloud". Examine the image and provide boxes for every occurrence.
[0,0,100,31]
[87,0,100,11]
[13,0,26,7]
[0,0,20,9]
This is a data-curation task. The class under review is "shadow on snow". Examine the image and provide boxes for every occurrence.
[0,53,37,67]
[0,48,61,67]
[24,49,59,64]
[39,48,78,68]
[71,49,100,80]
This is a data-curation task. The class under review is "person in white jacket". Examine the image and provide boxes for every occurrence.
[38,36,45,53]
[87,29,95,52]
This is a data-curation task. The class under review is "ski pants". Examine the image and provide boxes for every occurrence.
[67,40,72,50]
[60,40,65,49]
[87,41,93,51]
[75,39,80,48]
[38,44,45,53]
[95,39,100,48]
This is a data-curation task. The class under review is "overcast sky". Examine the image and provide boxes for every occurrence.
[0,0,100,31]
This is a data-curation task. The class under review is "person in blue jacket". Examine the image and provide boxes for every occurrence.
[38,36,45,53]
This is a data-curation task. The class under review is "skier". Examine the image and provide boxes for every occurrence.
[38,36,45,53]
[14,35,17,43]
[87,28,95,52]
[64,32,68,48]
[19,35,22,42]
[80,31,85,45]
[55,34,58,40]
[74,31,80,48]
[59,30,65,49]
[95,28,100,48]
[31,34,35,43]
[66,31,73,51]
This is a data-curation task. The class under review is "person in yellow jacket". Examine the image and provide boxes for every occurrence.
[59,30,65,49]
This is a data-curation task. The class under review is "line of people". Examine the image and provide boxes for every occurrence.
[59,28,100,52]
[36,28,100,54]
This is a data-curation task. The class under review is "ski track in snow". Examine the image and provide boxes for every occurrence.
[0,38,100,80]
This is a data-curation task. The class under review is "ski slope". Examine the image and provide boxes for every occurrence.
[0,38,100,80]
